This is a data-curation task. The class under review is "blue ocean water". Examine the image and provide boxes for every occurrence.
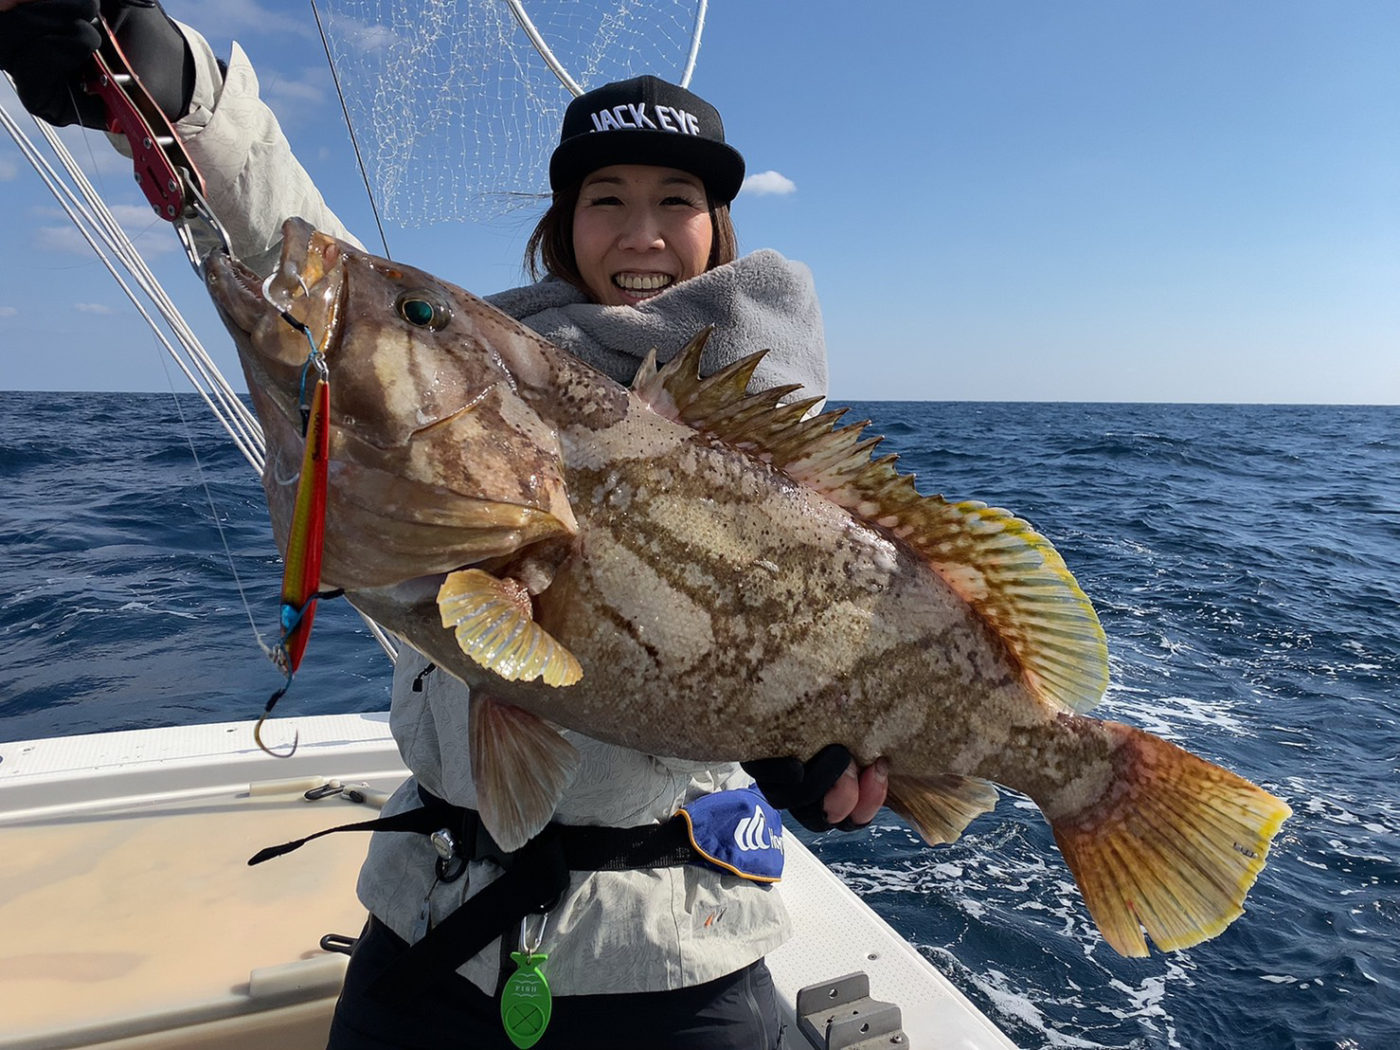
[1,392,1396,1049]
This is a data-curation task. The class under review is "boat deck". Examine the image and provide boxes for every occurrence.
[0,715,1016,1049]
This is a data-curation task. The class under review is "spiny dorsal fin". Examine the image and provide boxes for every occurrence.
[632,330,1108,714]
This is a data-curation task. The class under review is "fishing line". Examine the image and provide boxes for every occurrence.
[308,0,391,259]
[53,83,271,654]
[159,359,273,657]
[5,73,403,680]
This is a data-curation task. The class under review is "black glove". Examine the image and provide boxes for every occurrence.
[0,0,194,128]
[743,743,859,834]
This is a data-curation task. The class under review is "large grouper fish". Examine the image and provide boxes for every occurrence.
[205,218,1290,958]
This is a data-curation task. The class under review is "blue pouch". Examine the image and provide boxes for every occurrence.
[678,788,784,882]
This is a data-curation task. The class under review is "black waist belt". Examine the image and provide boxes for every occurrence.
[248,786,700,999]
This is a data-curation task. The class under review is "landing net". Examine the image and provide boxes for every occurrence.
[314,0,708,225]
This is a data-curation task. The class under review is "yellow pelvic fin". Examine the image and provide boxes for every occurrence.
[885,774,1000,845]
[631,330,1107,714]
[438,568,582,687]
[470,691,580,852]
[1051,720,1292,958]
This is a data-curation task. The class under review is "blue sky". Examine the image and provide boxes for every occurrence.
[1,0,1396,402]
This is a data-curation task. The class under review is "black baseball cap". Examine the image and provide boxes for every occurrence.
[549,76,746,203]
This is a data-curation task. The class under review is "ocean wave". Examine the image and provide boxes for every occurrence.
[4,394,1398,1049]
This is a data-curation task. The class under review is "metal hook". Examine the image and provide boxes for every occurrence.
[520,912,549,955]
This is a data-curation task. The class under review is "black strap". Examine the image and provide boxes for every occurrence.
[247,804,454,866]
[248,788,697,872]
[372,822,573,1001]
[246,788,702,997]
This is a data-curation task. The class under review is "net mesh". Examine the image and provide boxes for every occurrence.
[316,0,705,225]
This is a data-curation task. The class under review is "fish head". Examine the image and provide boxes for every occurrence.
[204,219,578,589]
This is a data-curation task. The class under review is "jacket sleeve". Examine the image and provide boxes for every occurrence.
[166,23,363,276]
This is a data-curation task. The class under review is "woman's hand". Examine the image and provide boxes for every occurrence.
[822,755,890,829]
[0,0,105,127]
[743,745,890,833]
[0,0,192,127]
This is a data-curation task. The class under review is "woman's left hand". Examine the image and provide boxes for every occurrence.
[822,756,889,830]
[742,745,889,832]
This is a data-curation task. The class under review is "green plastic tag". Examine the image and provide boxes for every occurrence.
[501,950,552,1049]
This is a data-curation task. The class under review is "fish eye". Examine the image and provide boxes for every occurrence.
[395,290,451,331]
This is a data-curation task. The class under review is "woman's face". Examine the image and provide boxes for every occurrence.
[571,164,714,307]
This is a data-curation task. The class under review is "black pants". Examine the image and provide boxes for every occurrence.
[326,917,785,1050]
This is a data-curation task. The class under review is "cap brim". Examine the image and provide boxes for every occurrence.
[550,131,745,204]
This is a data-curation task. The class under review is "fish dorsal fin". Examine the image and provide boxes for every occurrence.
[633,330,1108,714]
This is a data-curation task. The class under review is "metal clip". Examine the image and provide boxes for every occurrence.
[304,780,344,801]
[173,176,232,272]
[430,827,467,883]
[520,912,549,955]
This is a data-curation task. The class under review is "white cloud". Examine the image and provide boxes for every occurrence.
[0,155,17,182]
[741,170,797,197]
[107,203,168,227]
[35,226,92,255]
[31,200,178,257]
[318,13,400,54]
[54,126,134,177]
[344,23,400,53]
[168,0,317,40]
[261,71,330,126]
[35,218,178,258]
[0,306,18,317]
[74,303,116,315]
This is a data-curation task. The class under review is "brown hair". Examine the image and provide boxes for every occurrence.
[525,183,738,297]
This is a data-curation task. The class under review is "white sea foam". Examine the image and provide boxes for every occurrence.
[1099,687,1251,741]
[74,601,199,621]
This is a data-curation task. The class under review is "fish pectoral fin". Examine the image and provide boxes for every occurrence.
[438,568,582,687]
[885,774,1000,845]
[1049,721,1292,958]
[470,692,580,852]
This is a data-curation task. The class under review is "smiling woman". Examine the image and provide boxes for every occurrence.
[571,164,715,306]
[522,74,741,304]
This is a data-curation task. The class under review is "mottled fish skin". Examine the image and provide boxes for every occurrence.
[206,220,1291,959]
[342,307,1111,811]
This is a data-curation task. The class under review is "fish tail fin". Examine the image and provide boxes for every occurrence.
[886,773,1000,845]
[1050,721,1291,957]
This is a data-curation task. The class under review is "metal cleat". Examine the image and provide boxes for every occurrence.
[796,972,908,1050]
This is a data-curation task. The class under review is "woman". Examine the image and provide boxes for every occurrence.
[0,3,888,1046]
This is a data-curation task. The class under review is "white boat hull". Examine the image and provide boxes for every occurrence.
[0,715,1016,1049]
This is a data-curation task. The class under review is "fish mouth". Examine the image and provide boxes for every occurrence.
[204,218,348,371]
